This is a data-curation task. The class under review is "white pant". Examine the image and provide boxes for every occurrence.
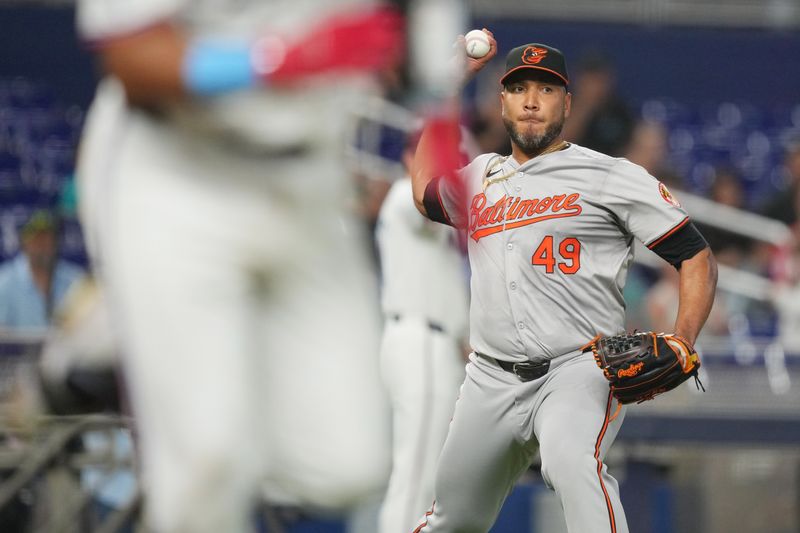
[378,316,465,533]
[413,351,628,533]
[79,95,390,532]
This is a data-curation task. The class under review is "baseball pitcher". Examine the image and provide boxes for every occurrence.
[409,32,717,532]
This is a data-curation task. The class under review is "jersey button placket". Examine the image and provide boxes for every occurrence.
[502,180,526,345]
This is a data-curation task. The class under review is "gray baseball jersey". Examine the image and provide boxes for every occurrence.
[435,143,689,363]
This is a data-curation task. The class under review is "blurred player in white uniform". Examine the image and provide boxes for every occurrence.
[375,135,469,533]
[74,1,404,531]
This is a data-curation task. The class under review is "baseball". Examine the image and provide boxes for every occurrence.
[464,29,490,59]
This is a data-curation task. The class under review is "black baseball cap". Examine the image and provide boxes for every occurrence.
[500,43,569,88]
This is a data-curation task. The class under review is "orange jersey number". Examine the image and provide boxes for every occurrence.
[531,236,581,274]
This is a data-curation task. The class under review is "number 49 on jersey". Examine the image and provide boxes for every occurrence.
[531,236,581,274]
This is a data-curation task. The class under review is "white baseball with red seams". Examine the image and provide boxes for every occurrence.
[464,29,491,58]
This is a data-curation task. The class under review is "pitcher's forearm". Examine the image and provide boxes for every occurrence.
[673,247,718,344]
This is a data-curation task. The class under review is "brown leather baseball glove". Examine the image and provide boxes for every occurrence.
[583,332,704,404]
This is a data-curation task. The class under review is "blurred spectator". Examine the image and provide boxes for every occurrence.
[561,50,635,157]
[34,276,137,532]
[696,166,752,265]
[81,427,137,533]
[0,210,85,330]
[760,142,800,225]
[758,150,800,344]
[644,264,680,334]
[622,119,687,332]
[624,119,684,189]
[767,179,800,286]
[468,62,513,155]
[622,263,656,333]
[646,262,729,339]
[469,98,512,155]
[771,244,800,353]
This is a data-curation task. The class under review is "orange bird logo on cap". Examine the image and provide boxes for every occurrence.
[522,46,548,65]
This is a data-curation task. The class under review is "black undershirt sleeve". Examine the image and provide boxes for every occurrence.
[650,221,709,269]
[422,177,454,226]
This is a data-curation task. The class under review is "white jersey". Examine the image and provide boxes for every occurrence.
[375,176,468,533]
[376,177,469,339]
[435,143,689,362]
[75,2,391,530]
[77,0,377,151]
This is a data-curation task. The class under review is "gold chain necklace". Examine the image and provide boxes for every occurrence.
[482,141,569,191]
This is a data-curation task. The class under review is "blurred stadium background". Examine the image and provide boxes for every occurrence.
[1,0,799,532]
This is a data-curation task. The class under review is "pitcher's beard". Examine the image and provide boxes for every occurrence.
[504,117,565,157]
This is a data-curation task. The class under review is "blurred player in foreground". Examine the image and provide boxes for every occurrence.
[375,132,470,533]
[410,31,717,532]
[75,1,403,531]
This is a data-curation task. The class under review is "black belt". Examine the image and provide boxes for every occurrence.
[387,313,445,333]
[480,353,551,382]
